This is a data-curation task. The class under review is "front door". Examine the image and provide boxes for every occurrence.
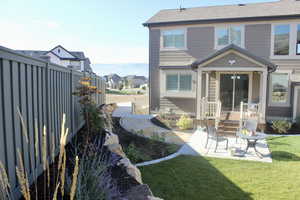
[220,73,249,111]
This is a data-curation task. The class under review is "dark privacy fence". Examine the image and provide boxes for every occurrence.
[0,46,106,197]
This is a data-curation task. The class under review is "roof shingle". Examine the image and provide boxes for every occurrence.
[144,0,300,26]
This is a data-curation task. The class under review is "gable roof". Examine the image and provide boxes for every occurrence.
[16,45,86,61]
[144,0,300,26]
[191,44,277,72]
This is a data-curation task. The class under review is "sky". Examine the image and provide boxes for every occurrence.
[0,0,276,75]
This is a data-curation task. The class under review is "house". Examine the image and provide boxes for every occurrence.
[144,0,300,123]
[104,74,122,89]
[15,45,93,72]
[123,75,148,88]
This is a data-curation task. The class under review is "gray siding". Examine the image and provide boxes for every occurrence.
[149,29,161,111]
[160,98,196,115]
[0,47,106,198]
[245,24,271,59]
[187,26,215,60]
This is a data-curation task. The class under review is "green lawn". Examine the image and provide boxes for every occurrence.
[140,136,300,200]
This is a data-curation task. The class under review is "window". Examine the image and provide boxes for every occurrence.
[270,73,289,105]
[162,29,185,49]
[216,26,243,48]
[274,24,290,55]
[166,74,178,91]
[166,74,192,91]
[297,24,300,55]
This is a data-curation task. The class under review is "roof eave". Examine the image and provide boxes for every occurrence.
[144,14,300,27]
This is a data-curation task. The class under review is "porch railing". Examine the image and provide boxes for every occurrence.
[239,101,261,129]
[200,97,222,128]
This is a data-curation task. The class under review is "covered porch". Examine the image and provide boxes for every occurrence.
[192,44,277,125]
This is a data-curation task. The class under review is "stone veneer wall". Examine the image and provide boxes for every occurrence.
[99,104,162,200]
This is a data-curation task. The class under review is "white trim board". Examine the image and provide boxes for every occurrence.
[293,86,300,121]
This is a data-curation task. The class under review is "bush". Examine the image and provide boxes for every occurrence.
[124,143,151,164]
[150,132,165,142]
[176,115,193,130]
[271,120,292,134]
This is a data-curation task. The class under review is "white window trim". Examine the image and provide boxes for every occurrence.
[270,22,300,59]
[214,25,245,50]
[160,28,187,51]
[166,72,193,92]
[268,70,292,107]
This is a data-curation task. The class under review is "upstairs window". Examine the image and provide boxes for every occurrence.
[216,26,243,48]
[162,29,185,49]
[274,24,290,56]
[166,74,192,91]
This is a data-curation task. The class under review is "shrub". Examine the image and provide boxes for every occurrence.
[271,120,292,134]
[124,143,151,164]
[150,132,165,142]
[176,115,193,130]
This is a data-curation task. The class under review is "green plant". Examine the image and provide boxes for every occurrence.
[176,115,193,130]
[124,143,151,164]
[150,133,165,142]
[73,77,103,141]
[271,120,292,134]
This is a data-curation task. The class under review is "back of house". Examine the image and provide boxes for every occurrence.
[144,0,300,123]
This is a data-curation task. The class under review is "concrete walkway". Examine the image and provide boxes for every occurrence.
[120,115,192,145]
[179,129,272,163]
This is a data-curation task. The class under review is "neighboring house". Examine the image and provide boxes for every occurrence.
[104,74,122,89]
[123,75,148,88]
[144,0,300,123]
[15,45,93,72]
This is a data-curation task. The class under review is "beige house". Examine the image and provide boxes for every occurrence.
[144,0,300,124]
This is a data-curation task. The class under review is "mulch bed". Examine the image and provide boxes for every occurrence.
[24,125,105,200]
[112,118,180,163]
[263,123,300,135]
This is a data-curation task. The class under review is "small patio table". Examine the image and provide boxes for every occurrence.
[236,132,267,158]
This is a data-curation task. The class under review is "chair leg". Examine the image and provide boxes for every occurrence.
[226,139,229,150]
[214,141,218,152]
[205,136,209,148]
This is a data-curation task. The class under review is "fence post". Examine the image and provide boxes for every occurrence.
[70,69,74,135]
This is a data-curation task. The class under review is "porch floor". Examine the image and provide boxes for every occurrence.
[179,128,272,163]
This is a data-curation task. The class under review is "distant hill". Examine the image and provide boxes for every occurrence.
[92,63,148,77]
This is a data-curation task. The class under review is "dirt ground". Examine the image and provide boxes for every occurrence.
[106,94,149,114]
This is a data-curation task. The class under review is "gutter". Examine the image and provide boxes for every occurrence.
[143,14,300,27]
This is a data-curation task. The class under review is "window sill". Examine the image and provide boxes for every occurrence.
[162,91,196,98]
[268,102,291,107]
[270,55,300,60]
[160,48,188,51]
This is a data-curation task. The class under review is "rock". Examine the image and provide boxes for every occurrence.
[147,196,164,200]
[118,158,142,184]
[123,185,154,200]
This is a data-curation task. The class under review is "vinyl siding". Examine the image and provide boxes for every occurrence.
[245,24,271,59]
[149,29,161,111]
[160,97,196,115]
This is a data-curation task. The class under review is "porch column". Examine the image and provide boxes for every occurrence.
[197,69,203,120]
[260,70,268,123]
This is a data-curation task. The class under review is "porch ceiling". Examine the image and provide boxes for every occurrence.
[191,44,277,72]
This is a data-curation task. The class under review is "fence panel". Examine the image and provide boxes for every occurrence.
[0,46,106,198]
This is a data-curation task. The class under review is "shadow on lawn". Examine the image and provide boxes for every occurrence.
[119,116,253,199]
[141,155,253,200]
[271,151,300,161]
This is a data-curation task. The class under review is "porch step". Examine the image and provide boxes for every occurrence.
[218,120,239,136]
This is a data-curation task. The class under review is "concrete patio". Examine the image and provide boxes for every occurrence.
[179,129,272,163]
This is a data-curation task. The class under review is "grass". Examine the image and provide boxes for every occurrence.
[106,88,144,95]
[140,136,300,200]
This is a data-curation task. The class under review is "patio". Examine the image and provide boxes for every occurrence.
[179,128,272,163]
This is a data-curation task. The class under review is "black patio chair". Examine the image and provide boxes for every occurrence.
[205,125,229,152]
